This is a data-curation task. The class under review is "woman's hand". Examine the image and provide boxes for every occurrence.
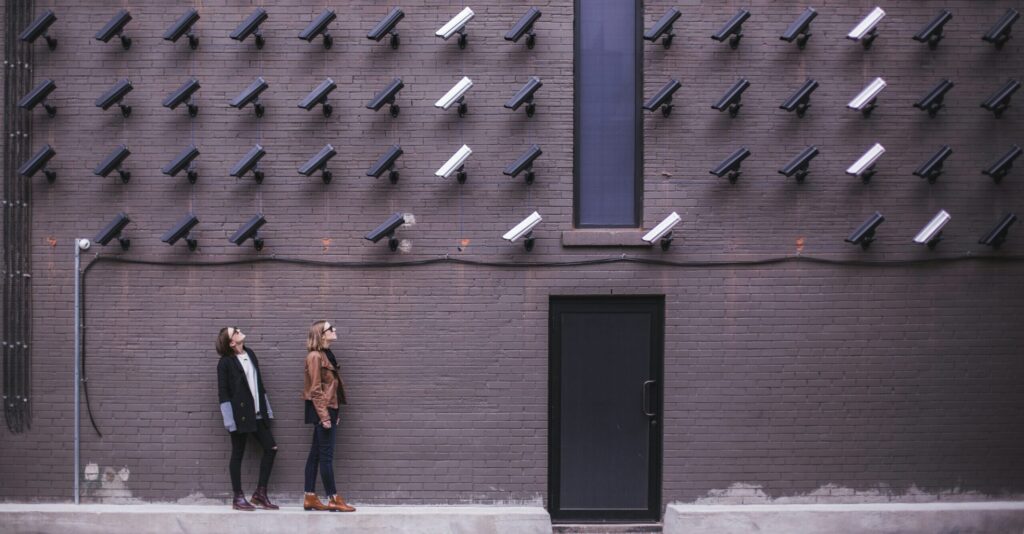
[321,419,332,429]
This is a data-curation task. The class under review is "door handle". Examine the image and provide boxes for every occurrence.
[642,380,657,417]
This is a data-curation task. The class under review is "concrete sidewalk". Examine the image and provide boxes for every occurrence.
[0,504,552,534]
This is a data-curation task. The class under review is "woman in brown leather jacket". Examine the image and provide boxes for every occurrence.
[301,320,355,512]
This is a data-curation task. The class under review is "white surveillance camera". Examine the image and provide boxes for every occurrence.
[503,211,542,243]
[848,77,886,115]
[436,145,472,181]
[437,7,474,41]
[77,238,91,250]
[846,143,885,181]
[642,212,681,250]
[435,77,473,111]
[848,7,885,45]
[913,210,951,248]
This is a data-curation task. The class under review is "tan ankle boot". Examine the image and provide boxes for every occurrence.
[327,494,356,512]
[303,493,329,511]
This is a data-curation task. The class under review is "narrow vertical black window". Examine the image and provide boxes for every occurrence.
[574,0,642,228]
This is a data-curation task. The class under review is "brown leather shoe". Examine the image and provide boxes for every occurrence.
[303,493,329,511]
[251,486,279,510]
[232,491,256,511]
[328,494,356,512]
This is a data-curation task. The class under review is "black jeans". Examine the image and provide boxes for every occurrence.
[303,409,338,495]
[229,417,277,493]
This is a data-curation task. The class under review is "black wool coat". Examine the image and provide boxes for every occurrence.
[217,347,273,434]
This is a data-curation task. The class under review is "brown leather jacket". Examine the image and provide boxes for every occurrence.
[302,350,347,423]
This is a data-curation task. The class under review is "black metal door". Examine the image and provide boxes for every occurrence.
[549,297,663,522]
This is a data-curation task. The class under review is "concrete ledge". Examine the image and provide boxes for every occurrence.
[665,502,1024,534]
[0,504,552,534]
[561,229,650,247]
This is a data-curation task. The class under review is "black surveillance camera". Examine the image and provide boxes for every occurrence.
[712,78,750,117]
[778,145,819,183]
[230,77,269,117]
[643,79,682,117]
[18,144,57,182]
[366,145,404,184]
[913,145,953,183]
[644,7,680,49]
[230,145,267,183]
[95,79,133,117]
[982,8,1019,50]
[505,77,543,117]
[231,8,268,48]
[367,7,404,49]
[710,147,751,183]
[298,78,336,117]
[503,145,543,184]
[163,78,201,117]
[299,9,336,49]
[507,7,542,49]
[298,144,337,184]
[846,212,885,249]
[982,145,1022,183]
[712,9,750,49]
[18,79,58,117]
[914,79,954,117]
[165,9,200,49]
[95,212,131,250]
[780,7,817,49]
[162,213,200,251]
[365,213,406,251]
[979,213,1018,249]
[367,78,404,117]
[162,145,200,183]
[780,79,818,118]
[913,9,952,49]
[20,9,58,50]
[94,145,132,183]
[229,213,266,250]
[981,79,1021,118]
[95,9,132,49]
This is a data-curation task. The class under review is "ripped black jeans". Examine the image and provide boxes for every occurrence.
[229,417,277,493]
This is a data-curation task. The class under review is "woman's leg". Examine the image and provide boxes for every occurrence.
[318,423,337,496]
[229,431,247,493]
[253,419,278,488]
[303,424,321,493]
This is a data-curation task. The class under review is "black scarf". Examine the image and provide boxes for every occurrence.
[324,348,339,369]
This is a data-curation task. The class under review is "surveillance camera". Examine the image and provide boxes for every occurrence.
[435,76,473,116]
[848,77,887,116]
[365,213,406,251]
[20,9,57,50]
[710,148,751,183]
[94,212,131,250]
[846,143,885,182]
[163,78,201,117]
[230,77,269,117]
[436,145,472,183]
[913,9,952,49]
[914,79,954,117]
[642,212,681,250]
[231,8,268,48]
[18,144,57,182]
[164,8,200,49]
[781,7,817,49]
[436,7,474,48]
[845,212,885,249]
[981,79,1021,118]
[507,7,542,49]
[778,145,819,182]
[503,211,542,251]
[983,144,1022,183]
[95,9,132,49]
[779,78,818,118]
[95,78,133,118]
[712,78,750,117]
[230,144,267,183]
[979,213,1018,249]
[229,213,266,250]
[18,79,57,117]
[367,78,404,117]
[848,7,885,49]
[298,144,337,184]
[300,9,336,48]
[368,7,404,48]
[644,79,682,117]
[77,238,91,250]
[94,145,132,183]
[913,145,953,183]
[366,144,403,183]
[913,210,951,249]
[505,77,543,117]
[162,144,200,183]
[161,213,200,251]
[504,144,543,184]
[712,9,750,49]
[298,78,337,117]
[644,7,680,49]
[982,8,1019,50]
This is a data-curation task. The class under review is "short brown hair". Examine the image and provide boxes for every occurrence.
[216,327,234,358]
[307,320,330,353]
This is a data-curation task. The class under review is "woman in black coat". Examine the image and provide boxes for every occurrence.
[216,326,278,511]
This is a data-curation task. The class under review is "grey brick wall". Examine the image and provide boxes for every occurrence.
[2,0,1023,513]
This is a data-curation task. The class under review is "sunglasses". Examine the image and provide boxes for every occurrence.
[229,327,243,337]
[322,325,336,334]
